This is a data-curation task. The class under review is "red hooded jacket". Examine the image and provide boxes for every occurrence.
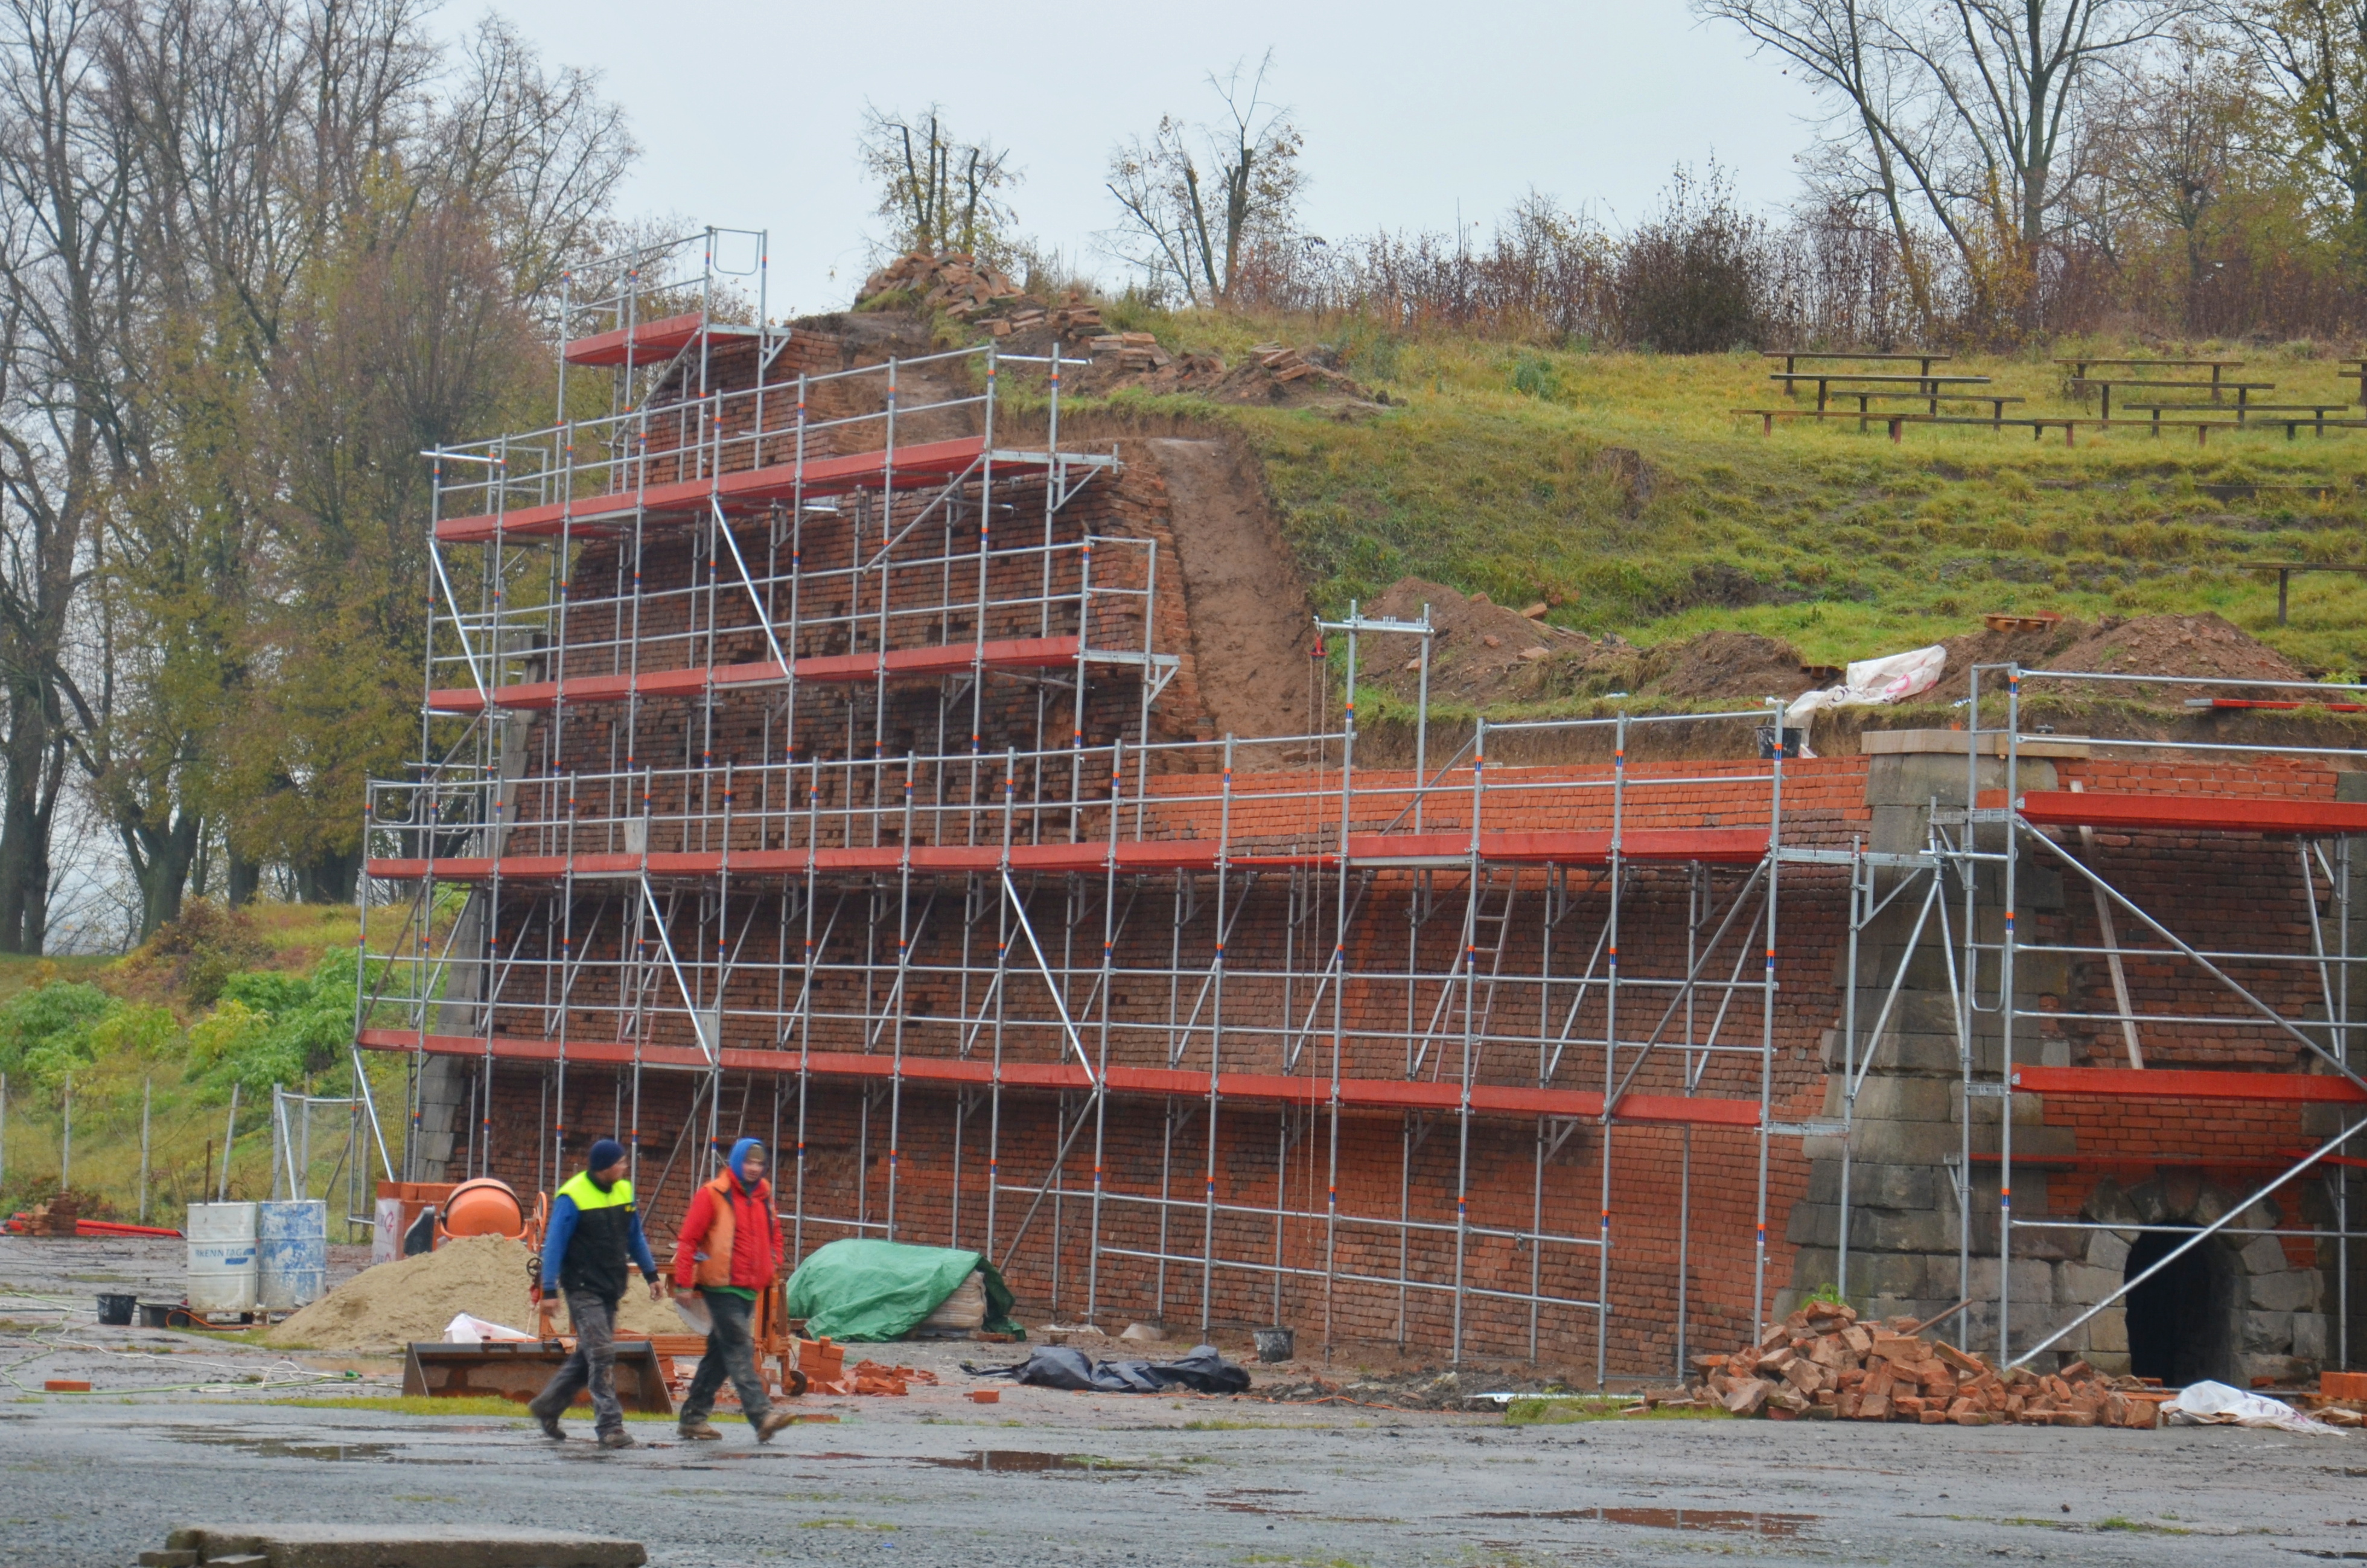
[672,1170,781,1292]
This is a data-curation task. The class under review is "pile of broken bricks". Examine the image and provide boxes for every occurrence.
[855,252,1025,320]
[1693,1301,2170,1428]
[1086,331,1171,370]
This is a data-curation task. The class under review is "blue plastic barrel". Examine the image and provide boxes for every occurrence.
[256,1199,328,1310]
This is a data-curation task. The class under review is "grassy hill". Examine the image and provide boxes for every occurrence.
[1070,318,2367,680]
[0,902,393,1230]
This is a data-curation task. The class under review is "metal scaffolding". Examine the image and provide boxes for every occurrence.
[1948,664,2367,1373]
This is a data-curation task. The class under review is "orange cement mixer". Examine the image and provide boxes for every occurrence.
[432,1178,546,1250]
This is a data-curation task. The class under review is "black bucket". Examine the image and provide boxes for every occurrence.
[95,1293,135,1327]
[1253,1326,1295,1363]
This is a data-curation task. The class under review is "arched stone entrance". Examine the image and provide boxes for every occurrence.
[2082,1173,2328,1385]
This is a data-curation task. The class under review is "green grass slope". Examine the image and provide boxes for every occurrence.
[1074,324,2367,679]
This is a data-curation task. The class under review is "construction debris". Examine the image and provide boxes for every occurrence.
[1692,1302,2173,1427]
[21,1194,81,1237]
[856,252,1025,321]
[1088,331,1171,371]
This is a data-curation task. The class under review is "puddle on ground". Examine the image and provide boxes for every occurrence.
[917,1450,1148,1474]
[165,1432,400,1463]
[1474,1506,1817,1538]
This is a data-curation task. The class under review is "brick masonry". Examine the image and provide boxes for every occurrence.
[398,322,2363,1374]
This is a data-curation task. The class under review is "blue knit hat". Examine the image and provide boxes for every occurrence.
[727,1137,764,1187]
[587,1137,627,1174]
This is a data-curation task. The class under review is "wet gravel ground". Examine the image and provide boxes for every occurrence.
[5,1238,2366,1566]
[7,1389,2367,1567]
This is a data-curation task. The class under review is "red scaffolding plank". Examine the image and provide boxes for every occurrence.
[560,312,765,368]
[1993,789,2367,835]
[435,436,1007,543]
[365,835,1226,884]
[2009,1064,2367,1103]
[1344,828,1768,867]
[426,636,1084,714]
[351,1030,1763,1126]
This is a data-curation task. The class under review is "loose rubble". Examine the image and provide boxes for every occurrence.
[1693,1301,2170,1427]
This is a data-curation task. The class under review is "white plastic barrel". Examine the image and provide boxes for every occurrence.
[256,1199,327,1310]
[185,1201,259,1316]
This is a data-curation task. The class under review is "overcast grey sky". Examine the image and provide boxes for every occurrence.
[480,1,1823,314]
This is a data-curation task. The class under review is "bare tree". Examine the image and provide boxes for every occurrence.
[1698,0,2194,327]
[2076,24,2263,320]
[858,104,1018,263]
[1104,51,1305,305]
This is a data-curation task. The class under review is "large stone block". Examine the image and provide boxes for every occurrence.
[1843,1249,1929,1302]
[2083,1228,2132,1272]
[2250,1269,2320,1313]
[163,1526,646,1568]
[2085,1306,2129,1354]
[1864,1208,1963,1255]
[1806,1160,1939,1210]
[2239,1234,2290,1280]
[2055,1261,2124,1306]
[2242,1310,2295,1354]
[1852,1076,1957,1123]
[2082,1351,2133,1377]
[2293,1312,2329,1362]
[1849,1120,1973,1164]
[1964,1256,2057,1307]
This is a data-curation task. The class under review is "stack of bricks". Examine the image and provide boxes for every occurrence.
[1696,1300,2168,1427]
[1246,343,1314,381]
[855,252,1025,320]
[1088,331,1171,371]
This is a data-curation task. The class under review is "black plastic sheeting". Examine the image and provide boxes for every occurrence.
[963,1343,1251,1395]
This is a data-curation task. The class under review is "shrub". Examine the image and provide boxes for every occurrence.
[0,981,119,1088]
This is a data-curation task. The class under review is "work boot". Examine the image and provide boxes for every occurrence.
[755,1409,797,1443]
[597,1428,634,1450]
[678,1420,723,1441]
[529,1404,564,1441]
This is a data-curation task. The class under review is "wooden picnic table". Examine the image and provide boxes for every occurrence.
[1764,350,1951,389]
[1768,371,1993,412]
[2065,378,2275,419]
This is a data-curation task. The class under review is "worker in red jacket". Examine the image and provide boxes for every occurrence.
[672,1137,794,1442]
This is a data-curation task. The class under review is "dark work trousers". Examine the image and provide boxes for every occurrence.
[678,1288,773,1430]
[528,1289,624,1435]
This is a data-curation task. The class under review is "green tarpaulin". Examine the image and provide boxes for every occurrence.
[785,1238,1025,1342]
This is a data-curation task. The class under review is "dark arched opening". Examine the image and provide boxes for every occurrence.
[2125,1230,2239,1386]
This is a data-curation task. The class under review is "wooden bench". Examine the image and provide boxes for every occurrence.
[1766,371,1993,412]
[2120,401,2350,427]
[1840,389,2025,421]
[2063,378,2275,419]
[2337,357,2366,407]
[1733,409,2237,446]
[1763,351,1950,392]
[2057,356,2244,390]
[2249,561,2367,625]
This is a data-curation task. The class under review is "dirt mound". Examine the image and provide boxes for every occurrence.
[267,1234,678,1353]
[1932,613,2307,703]
[1637,630,1818,701]
[1354,578,1570,706]
[1354,579,1815,710]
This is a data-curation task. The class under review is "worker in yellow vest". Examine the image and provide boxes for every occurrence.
[529,1139,664,1448]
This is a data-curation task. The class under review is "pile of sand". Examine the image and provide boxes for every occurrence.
[267,1234,681,1353]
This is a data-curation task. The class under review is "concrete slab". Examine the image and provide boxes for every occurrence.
[163,1525,645,1568]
